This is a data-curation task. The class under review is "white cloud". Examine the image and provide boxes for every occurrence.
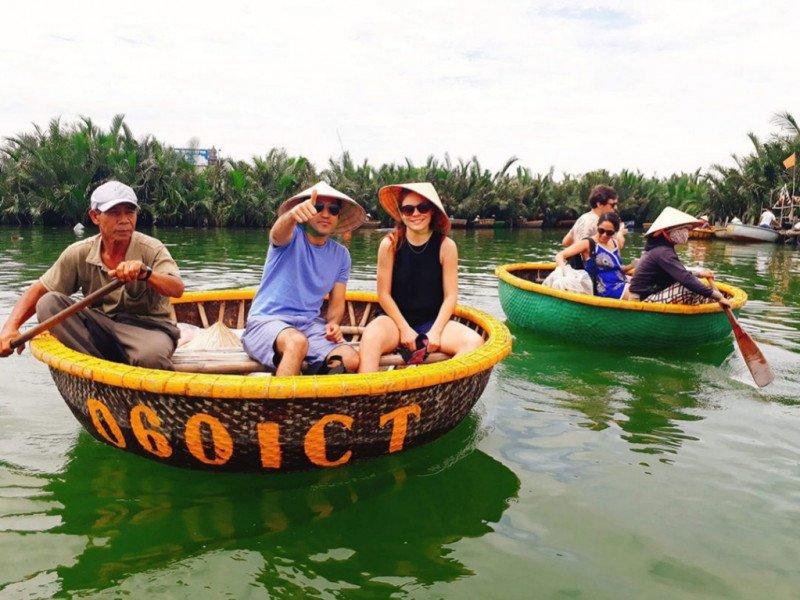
[0,0,795,176]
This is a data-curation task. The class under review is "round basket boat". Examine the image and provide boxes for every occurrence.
[688,227,715,240]
[30,290,511,472]
[495,263,747,348]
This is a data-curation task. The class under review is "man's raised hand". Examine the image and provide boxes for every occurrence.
[291,189,318,224]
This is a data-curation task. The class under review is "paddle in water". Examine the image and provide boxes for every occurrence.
[713,284,774,388]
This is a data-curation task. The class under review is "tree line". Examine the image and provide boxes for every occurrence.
[1,113,798,228]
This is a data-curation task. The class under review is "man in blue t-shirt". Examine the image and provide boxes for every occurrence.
[243,182,366,375]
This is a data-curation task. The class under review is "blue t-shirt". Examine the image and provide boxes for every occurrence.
[248,227,351,320]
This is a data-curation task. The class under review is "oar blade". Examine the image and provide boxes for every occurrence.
[731,321,775,388]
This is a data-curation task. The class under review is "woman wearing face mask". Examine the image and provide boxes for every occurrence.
[627,207,731,307]
[357,182,484,373]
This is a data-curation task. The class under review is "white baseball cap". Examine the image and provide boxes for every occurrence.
[90,181,139,212]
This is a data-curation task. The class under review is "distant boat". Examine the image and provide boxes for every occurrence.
[450,218,468,229]
[517,219,543,229]
[724,223,779,243]
[688,227,720,240]
[472,218,495,229]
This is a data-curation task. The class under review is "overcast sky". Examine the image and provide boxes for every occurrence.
[1,0,796,176]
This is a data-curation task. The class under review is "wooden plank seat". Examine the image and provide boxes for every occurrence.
[171,347,452,374]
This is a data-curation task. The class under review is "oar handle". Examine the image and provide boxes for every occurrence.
[720,304,738,328]
[10,267,151,349]
[710,283,737,327]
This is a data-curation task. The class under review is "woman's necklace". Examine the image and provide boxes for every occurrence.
[407,232,434,254]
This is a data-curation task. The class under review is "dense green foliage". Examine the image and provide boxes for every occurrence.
[707,112,800,223]
[1,114,797,227]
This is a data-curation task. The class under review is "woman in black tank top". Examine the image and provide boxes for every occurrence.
[357,183,484,373]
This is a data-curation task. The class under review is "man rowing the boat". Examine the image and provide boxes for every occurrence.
[242,182,366,376]
[0,181,185,368]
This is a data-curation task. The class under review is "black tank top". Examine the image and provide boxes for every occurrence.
[390,232,444,326]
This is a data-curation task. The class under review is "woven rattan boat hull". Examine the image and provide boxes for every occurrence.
[31,290,511,471]
[496,263,747,348]
[49,367,490,472]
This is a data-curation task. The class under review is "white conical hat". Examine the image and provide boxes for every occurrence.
[278,181,366,234]
[645,207,703,236]
[378,182,448,223]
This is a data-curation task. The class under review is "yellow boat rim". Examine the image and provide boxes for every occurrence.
[495,262,747,315]
[30,290,512,400]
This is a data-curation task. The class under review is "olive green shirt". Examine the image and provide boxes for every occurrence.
[39,232,180,325]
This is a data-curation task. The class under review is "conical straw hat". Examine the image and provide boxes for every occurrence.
[645,207,703,236]
[278,182,366,234]
[378,182,448,223]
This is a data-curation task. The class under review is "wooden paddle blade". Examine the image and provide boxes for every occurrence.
[725,308,775,388]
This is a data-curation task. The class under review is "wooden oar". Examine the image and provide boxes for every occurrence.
[9,274,137,350]
[713,285,774,388]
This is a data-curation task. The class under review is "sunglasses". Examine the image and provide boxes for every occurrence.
[314,202,341,216]
[597,227,617,236]
[399,202,433,216]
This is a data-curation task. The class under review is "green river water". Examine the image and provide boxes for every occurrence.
[1,226,798,599]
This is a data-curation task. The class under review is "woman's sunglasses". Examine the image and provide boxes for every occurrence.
[314,202,341,216]
[399,202,433,216]
[597,227,617,237]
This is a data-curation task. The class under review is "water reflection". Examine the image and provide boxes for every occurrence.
[3,225,800,597]
[501,326,734,457]
[34,415,519,596]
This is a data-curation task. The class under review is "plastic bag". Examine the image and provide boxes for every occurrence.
[542,265,594,295]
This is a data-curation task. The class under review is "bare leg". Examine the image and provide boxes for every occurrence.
[357,315,400,373]
[274,328,308,376]
[437,321,483,357]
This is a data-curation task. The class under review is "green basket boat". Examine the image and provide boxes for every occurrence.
[495,262,747,348]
